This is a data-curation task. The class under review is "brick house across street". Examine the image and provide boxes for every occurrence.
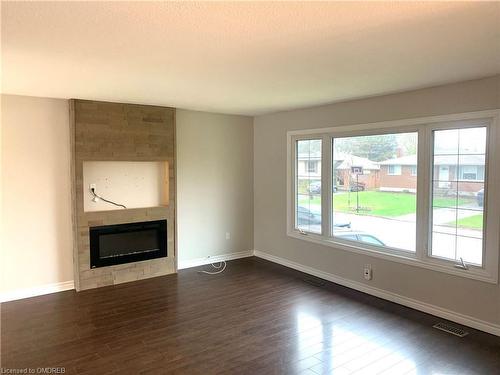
[379,154,485,196]
[378,155,418,193]
[334,154,380,190]
[298,150,484,196]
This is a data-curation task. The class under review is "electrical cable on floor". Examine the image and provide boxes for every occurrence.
[90,188,127,209]
[197,261,227,275]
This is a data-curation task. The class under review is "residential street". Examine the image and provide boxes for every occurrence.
[302,202,483,264]
[339,209,482,264]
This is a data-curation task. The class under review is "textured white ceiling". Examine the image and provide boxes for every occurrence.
[2,1,499,115]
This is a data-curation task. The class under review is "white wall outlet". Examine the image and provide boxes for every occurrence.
[363,264,372,280]
[225,232,231,240]
[89,183,96,191]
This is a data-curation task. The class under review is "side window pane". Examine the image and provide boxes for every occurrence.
[430,127,486,265]
[296,139,322,233]
[332,132,418,252]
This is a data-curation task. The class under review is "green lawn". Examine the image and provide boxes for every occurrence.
[448,214,483,229]
[298,191,471,218]
[332,191,416,217]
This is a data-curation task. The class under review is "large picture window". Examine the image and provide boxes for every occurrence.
[332,132,418,252]
[289,112,499,283]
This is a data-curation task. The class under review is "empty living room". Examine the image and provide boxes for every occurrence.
[1,1,500,374]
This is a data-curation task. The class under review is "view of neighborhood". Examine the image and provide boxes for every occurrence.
[296,128,486,265]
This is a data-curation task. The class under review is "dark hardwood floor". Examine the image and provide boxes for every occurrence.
[2,257,499,374]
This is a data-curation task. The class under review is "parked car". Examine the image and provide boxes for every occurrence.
[334,231,385,246]
[297,206,350,228]
[349,182,365,192]
[477,189,484,207]
[308,181,338,194]
[297,206,321,225]
[332,213,351,228]
[308,181,321,194]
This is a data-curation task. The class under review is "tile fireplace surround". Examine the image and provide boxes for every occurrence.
[70,100,176,291]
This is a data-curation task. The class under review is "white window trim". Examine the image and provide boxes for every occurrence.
[292,137,325,235]
[286,109,500,284]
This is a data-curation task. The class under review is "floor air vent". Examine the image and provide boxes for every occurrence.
[433,322,468,337]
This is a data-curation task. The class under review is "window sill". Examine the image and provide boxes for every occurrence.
[287,230,497,284]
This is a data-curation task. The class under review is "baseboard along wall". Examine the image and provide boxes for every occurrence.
[0,280,75,303]
[2,249,499,338]
[177,250,254,270]
[253,250,500,337]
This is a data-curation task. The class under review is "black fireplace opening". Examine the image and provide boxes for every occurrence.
[90,220,167,268]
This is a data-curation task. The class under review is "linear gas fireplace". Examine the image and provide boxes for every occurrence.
[90,220,167,269]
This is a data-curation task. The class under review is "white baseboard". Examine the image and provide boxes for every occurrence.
[254,250,500,337]
[0,280,75,303]
[3,251,498,337]
[177,250,254,270]
[0,250,252,301]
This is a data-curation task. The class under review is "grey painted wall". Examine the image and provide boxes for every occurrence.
[177,109,254,263]
[253,75,500,326]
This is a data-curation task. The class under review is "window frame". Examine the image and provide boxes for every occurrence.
[426,121,490,268]
[287,110,500,284]
[330,127,421,258]
[458,165,484,182]
[305,160,319,174]
[292,137,325,235]
[387,165,402,176]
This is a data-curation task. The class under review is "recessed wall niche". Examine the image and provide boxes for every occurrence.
[70,99,176,291]
[83,161,169,212]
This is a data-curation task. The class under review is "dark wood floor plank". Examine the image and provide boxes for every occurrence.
[2,257,499,374]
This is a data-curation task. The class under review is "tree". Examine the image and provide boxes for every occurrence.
[297,139,321,156]
[335,134,398,161]
[399,133,417,155]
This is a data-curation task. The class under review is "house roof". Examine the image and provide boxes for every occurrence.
[379,155,417,166]
[379,154,485,166]
[336,155,380,170]
[297,149,321,159]
[298,150,348,160]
